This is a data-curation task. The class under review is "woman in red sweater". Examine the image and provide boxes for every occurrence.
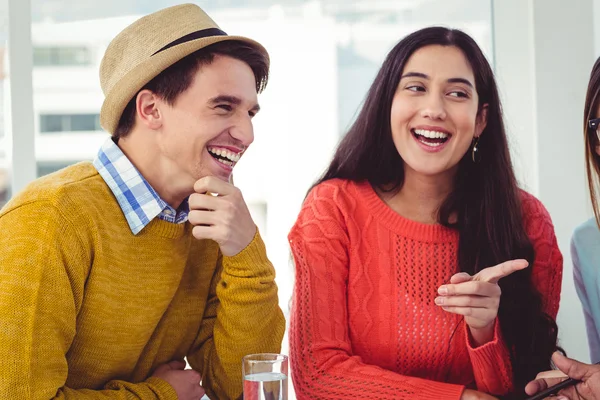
[288,27,562,400]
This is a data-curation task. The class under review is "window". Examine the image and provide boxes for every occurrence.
[33,46,91,67]
[40,113,101,133]
[37,161,76,177]
[0,0,8,208]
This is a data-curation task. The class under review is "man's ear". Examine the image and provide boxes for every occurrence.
[135,89,162,130]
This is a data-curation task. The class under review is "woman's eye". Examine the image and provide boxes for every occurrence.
[407,85,425,92]
[448,91,469,98]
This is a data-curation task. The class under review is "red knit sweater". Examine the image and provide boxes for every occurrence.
[288,179,562,400]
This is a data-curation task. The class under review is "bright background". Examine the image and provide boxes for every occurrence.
[1,1,598,396]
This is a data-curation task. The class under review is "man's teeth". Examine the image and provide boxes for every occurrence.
[208,148,241,162]
[414,129,449,139]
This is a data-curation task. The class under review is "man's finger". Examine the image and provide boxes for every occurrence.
[188,192,224,211]
[152,364,170,375]
[185,369,202,384]
[535,369,568,380]
[194,176,235,196]
[524,377,566,395]
[475,259,528,284]
[194,385,207,398]
[553,351,597,381]
[167,359,187,370]
[192,225,221,242]
[188,210,220,227]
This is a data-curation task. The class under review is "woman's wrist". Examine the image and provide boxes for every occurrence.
[468,322,495,347]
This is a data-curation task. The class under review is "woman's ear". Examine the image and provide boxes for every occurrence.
[475,104,489,138]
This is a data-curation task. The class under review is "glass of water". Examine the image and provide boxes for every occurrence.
[243,353,288,400]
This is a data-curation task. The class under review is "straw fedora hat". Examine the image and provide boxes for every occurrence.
[99,3,269,134]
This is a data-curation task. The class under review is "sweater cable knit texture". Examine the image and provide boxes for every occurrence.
[288,179,562,400]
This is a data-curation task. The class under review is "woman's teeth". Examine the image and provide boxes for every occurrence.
[413,129,450,147]
[413,129,449,139]
[421,141,442,147]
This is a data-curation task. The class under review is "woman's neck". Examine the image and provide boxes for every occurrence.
[379,166,455,224]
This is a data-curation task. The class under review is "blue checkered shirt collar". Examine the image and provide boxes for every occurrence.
[93,138,189,235]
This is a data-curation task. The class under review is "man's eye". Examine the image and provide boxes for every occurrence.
[217,104,232,111]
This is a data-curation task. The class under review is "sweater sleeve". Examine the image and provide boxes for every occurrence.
[187,230,286,400]
[464,193,564,395]
[571,234,600,363]
[521,194,563,320]
[288,185,465,400]
[0,201,178,400]
[465,318,512,395]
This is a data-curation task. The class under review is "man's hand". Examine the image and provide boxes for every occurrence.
[525,352,600,399]
[436,259,528,346]
[189,176,257,256]
[152,360,205,400]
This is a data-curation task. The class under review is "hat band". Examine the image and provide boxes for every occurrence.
[152,27,228,56]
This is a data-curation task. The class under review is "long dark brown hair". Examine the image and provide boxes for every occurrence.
[314,27,558,392]
[584,57,600,227]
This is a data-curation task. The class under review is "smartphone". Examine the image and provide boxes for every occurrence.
[524,376,579,400]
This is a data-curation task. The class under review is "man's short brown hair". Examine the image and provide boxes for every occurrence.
[113,40,269,140]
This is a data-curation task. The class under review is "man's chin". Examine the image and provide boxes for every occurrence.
[194,171,233,184]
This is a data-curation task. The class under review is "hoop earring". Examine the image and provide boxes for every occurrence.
[471,137,481,163]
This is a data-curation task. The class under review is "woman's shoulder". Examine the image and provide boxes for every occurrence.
[518,189,552,221]
[307,178,352,196]
[573,217,600,243]
[518,189,555,230]
[572,218,600,260]
[571,218,600,287]
[307,178,360,196]
[293,179,373,233]
[517,190,560,248]
[290,179,361,241]
[304,178,367,209]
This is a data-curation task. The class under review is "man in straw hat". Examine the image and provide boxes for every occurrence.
[0,4,285,399]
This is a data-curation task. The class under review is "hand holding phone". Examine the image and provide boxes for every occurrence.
[524,352,600,400]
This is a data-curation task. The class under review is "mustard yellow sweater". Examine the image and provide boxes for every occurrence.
[0,162,285,399]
